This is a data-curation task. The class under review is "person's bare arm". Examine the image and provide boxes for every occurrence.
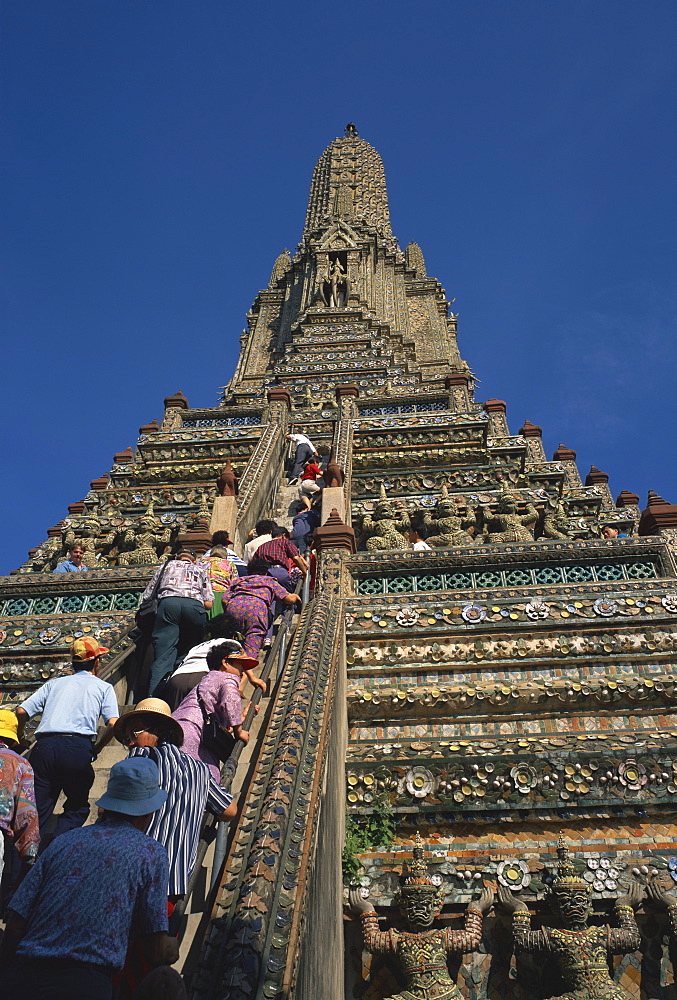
[293,554,309,574]
[93,718,118,756]
[233,724,249,744]
[141,931,180,967]
[283,592,302,605]
[219,799,238,821]
[15,707,29,740]
[204,600,213,611]
[244,668,266,692]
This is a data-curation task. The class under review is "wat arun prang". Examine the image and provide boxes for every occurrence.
[3,126,677,998]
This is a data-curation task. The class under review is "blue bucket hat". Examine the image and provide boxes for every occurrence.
[96,757,167,816]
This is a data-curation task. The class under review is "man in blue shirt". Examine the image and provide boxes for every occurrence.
[53,542,88,573]
[0,757,178,1000]
[15,637,119,843]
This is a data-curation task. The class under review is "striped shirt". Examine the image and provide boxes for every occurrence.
[129,742,232,895]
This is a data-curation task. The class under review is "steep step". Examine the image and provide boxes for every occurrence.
[273,481,301,528]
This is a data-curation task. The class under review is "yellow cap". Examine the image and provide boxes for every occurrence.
[0,708,20,745]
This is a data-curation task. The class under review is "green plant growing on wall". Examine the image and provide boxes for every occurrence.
[342,794,395,884]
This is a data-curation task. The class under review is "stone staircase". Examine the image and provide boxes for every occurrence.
[273,480,301,529]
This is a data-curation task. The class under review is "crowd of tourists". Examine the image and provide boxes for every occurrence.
[0,638,199,997]
[0,507,319,998]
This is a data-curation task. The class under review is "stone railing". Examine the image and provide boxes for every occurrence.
[233,424,285,552]
[192,593,347,1000]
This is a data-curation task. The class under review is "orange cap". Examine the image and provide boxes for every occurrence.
[71,636,110,661]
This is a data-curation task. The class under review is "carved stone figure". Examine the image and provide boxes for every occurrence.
[498,837,643,1000]
[349,836,493,1000]
[216,461,238,497]
[317,259,351,308]
[360,485,410,551]
[109,504,173,566]
[420,486,476,547]
[483,486,538,544]
[28,536,62,573]
[646,882,677,940]
[541,494,572,540]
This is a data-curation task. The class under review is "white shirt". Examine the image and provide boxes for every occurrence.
[244,533,272,563]
[289,433,315,451]
[171,638,243,678]
[412,540,431,551]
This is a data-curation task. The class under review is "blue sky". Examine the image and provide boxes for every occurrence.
[2,1,676,574]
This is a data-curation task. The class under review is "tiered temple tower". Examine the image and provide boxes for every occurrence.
[3,126,677,999]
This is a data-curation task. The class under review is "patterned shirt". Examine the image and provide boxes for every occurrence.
[142,559,214,605]
[0,743,40,859]
[200,555,238,593]
[227,574,289,609]
[9,817,168,970]
[255,537,302,572]
[129,741,232,895]
[173,670,242,731]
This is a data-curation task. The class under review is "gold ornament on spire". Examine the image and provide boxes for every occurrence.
[550,834,589,893]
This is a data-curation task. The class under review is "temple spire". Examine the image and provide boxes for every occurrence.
[302,128,395,245]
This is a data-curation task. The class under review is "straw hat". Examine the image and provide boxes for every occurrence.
[114,698,184,746]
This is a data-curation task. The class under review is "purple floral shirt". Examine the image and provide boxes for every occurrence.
[172,670,242,732]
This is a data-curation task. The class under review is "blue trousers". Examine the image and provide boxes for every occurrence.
[30,735,95,843]
[149,597,206,696]
[3,957,112,1000]
[289,443,314,481]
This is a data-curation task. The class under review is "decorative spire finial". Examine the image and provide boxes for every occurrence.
[399,834,437,892]
[345,122,358,137]
[550,834,588,892]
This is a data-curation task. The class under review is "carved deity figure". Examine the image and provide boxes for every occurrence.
[541,495,572,540]
[317,259,350,308]
[498,837,642,1000]
[349,836,493,1000]
[646,882,677,938]
[109,504,173,566]
[360,485,410,551]
[28,536,63,573]
[483,486,538,544]
[420,486,477,547]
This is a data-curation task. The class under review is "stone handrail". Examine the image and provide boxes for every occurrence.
[190,592,346,1000]
[234,422,286,552]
